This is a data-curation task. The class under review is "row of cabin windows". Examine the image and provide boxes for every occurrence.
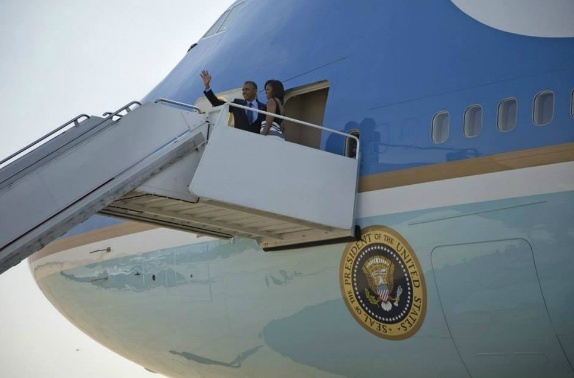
[431,89,574,144]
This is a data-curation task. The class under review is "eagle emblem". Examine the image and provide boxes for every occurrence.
[362,256,403,311]
[340,225,426,340]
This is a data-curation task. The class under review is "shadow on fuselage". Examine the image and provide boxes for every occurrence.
[169,345,263,368]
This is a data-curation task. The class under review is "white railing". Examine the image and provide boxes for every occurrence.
[224,102,361,160]
[0,114,90,168]
[155,98,201,113]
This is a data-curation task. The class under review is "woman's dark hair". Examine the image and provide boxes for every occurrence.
[265,79,285,102]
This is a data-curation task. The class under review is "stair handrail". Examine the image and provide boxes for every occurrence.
[0,114,90,167]
[155,98,201,113]
[226,103,361,159]
[1,100,142,168]
[102,101,141,120]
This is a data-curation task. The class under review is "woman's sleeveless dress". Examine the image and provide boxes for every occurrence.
[260,98,284,139]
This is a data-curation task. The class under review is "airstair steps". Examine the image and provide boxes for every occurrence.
[99,102,361,250]
[100,192,352,248]
[0,101,209,274]
[0,114,112,192]
[0,100,360,274]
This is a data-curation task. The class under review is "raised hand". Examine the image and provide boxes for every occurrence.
[200,70,212,89]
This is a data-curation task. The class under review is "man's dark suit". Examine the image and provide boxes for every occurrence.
[203,88,266,134]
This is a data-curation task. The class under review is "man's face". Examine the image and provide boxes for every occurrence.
[242,83,257,102]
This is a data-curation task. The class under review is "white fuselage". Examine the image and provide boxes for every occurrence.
[30,161,574,377]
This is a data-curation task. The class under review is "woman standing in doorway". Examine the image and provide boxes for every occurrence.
[260,79,285,139]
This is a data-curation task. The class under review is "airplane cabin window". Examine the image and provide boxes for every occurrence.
[533,90,554,126]
[345,130,360,158]
[432,111,450,143]
[497,98,517,132]
[463,105,483,137]
[202,1,245,38]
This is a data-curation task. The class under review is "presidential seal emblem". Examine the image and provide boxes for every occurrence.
[340,226,426,340]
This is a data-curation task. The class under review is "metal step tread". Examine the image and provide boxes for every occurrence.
[101,191,352,247]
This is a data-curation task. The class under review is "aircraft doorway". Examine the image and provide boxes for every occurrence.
[283,81,329,149]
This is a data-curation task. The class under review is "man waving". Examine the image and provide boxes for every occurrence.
[201,70,266,134]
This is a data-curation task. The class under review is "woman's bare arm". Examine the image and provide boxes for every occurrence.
[261,98,276,135]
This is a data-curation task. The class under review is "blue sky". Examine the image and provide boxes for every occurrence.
[0,1,232,376]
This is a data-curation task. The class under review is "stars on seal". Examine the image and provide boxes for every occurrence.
[350,244,413,323]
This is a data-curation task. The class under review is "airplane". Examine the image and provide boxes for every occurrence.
[1,0,574,377]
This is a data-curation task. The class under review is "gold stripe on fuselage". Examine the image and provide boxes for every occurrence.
[359,143,574,192]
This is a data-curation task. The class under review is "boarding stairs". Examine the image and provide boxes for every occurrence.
[0,100,360,274]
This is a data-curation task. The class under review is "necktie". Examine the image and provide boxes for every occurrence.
[247,102,254,124]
